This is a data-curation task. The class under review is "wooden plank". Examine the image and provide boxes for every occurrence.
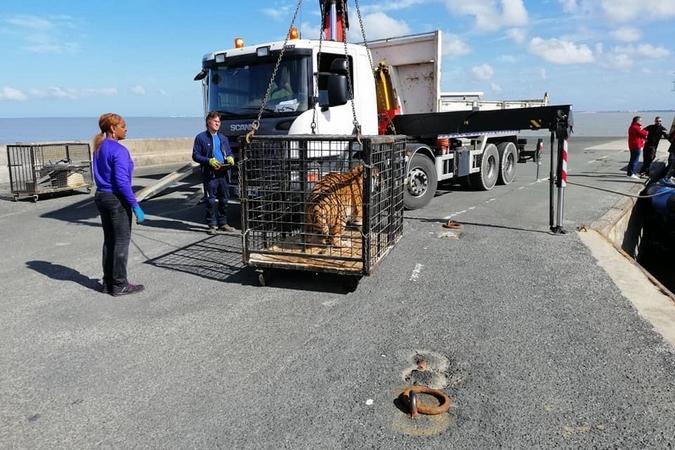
[136,162,199,202]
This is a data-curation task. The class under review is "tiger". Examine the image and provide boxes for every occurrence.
[305,164,364,249]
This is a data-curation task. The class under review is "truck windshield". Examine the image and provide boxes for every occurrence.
[208,56,310,117]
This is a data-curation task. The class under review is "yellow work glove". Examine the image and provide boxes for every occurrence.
[225,156,235,166]
[208,158,221,169]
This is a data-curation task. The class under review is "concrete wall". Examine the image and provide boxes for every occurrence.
[592,155,669,257]
[1,138,194,185]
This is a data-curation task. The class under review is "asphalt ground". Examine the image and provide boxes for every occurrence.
[1,137,674,448]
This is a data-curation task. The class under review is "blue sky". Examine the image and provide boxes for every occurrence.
[1,0,674,117]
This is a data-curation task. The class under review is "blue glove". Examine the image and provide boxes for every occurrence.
[132,205,145,224]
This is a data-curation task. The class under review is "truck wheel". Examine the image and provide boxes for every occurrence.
[469,143,499,190]
[404,154,437,210]
[497,142,517,185]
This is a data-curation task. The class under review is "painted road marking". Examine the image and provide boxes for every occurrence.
[443,176,549,221]
[410,263,424,281]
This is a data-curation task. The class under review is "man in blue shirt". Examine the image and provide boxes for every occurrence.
[192,111,236,234]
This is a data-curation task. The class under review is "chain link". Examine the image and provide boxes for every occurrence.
[338,0,361,141]
[311,0,326,135]
[247,0,304,142]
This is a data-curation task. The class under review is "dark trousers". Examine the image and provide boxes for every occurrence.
[95,191,132,291]
[666,151,675,178]
[640,145,657,175]
[205,175,230,226]
[627,149,641,176]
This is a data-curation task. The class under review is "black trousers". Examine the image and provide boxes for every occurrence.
[640,145,657,175]
[205,175,230,226]
[95,191,132,291]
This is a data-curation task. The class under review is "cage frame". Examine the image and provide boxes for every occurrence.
[7,142,93,201]
[240,134,406,277]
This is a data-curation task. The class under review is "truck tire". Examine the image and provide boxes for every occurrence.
[404,153,437,210]
[469,143,499,190]
[497,142,517,185]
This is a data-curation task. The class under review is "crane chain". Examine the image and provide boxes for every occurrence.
[246,0,304,144]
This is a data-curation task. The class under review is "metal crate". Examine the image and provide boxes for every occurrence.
[7,143,93,201]
[241,135,406,277]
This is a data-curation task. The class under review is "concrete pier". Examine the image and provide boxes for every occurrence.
[1,136,674,448]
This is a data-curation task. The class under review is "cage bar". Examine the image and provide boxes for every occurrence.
[7,143,93,201]
[241,135,405,276]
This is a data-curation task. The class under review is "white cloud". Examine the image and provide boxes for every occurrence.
[635,44,670,58]
[361,0,433,14]
[3,14,79,54]
[443,34,471,57]
[300,21,322,40]
[528,37,594,64]
[600,44,670,71]
[498,54,517,63]
[600,0,675,22]
[131,85,146,96]
[506,28,526,44]
[604,43,670,70]
[0,87,28,101]
[260,7,291,21]
[611,27,641,42]
[443,0,528,31]
[490,82,502,92]
[558,0,578,13]
[472,63,494,80]
[361,12,411,40]
[29,87,117,100]
[540,68,547,80]
[6,15,53,30]
[557,0,597,15]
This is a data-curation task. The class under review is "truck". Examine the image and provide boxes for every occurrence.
[194,0,571,210]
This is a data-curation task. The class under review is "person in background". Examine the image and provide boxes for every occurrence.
[269,66,293,103]
[627,116,648,179]
[192,111,236,234]
[639,116,668,178]
[665,128,675,182]
[92,113,145,296]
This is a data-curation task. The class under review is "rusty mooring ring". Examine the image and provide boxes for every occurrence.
[402,386,451,417]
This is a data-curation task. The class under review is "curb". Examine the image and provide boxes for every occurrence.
[590,175,675,302]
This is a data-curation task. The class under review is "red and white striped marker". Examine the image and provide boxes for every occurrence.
[560,139,568,187]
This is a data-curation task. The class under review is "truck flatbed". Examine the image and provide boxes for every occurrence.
[392,105,573,138]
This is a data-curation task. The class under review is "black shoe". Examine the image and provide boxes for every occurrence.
[111,283,145,297]
[207,226,218,235]
[99,283,110,294]
[218,224,236,233]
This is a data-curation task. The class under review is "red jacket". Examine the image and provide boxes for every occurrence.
[628,122,648,150]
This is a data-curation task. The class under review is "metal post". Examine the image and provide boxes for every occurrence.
[551,110,569,234]
[549,131,556,230]
[536,138,543,181]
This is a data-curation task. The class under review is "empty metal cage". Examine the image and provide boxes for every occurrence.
[7,143,92,201]
[241,135,406,276]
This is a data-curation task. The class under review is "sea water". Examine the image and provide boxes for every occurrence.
[0,112,673,144]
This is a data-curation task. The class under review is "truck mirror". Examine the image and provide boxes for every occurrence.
[327,74,349,106]
[329,58,349,75]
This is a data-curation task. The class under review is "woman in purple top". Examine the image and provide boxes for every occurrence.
[92,113,145,296]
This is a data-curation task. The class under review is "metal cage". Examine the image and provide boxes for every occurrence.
[7,143,93,201]
[241,134,406,276]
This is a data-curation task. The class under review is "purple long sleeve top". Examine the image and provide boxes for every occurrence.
[92,138,138,208]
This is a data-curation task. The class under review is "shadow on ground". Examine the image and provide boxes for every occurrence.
[38,172,227,232]
[145,233,358,294]
[26,260,101,292]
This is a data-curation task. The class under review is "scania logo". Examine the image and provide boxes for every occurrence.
[230,123,252,132]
